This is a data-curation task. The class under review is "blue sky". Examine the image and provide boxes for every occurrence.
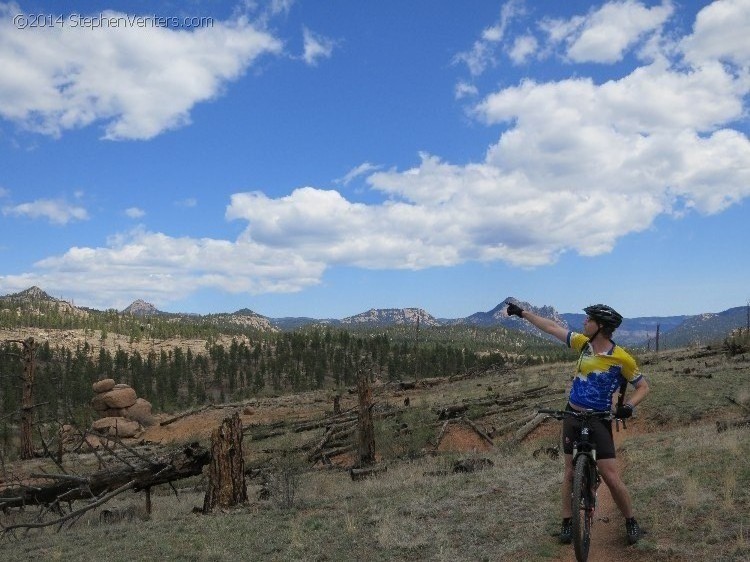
[1,0,749,319]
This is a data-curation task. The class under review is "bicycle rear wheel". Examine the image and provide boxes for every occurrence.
[571,455,595,561]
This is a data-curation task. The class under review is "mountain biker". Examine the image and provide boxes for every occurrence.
[506,300,649,546]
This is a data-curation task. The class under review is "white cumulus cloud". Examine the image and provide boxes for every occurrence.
[541,0,674,63]
[0,3,283,140]
[508,34,538,65]
[453,0,525,76]
[2,0,749,308]
[302,27,334,66]
[3,198,89,224]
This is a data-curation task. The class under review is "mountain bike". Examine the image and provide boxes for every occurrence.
[538,408,616,562]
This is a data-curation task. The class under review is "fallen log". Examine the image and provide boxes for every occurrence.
[0,442,209,509]
[293,414,357,433]
[724,396,750,414]
[463,418,495,448]
[434,385,553,419]
[246,429,286,441]
[474,394,565,420]
[493,412,537,436]
[311,444,354,464]
[162,403,268,428]
[160,406,211,426]
[437,404,469,420]
[493,385,551,407]
[3,479,138,532]
[514,413,549,442]
[716,418,750,433]
[350,464,387,481]
[306,427,336,460]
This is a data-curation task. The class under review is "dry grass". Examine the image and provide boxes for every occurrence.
[2,346,750,561]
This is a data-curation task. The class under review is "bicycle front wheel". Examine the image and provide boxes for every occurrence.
[571,455,595,561]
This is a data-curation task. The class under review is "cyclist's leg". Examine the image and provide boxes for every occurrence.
[591,420,635,518]
[591,419,642,542]
[598,458,634,518]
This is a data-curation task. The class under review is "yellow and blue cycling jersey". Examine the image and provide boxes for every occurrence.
[566,331,643,411]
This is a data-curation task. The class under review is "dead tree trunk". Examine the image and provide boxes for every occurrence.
[655,323,661,353]
[203,413,247,512]
[0,442,209,509]
[20,337,36,460]
[333,395,341,415]
[356,369,375,468]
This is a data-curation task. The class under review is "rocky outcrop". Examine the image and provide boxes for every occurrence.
[340,308,440,327]
[122,299,161,316]
[90,379,155,438]
[103,386,137,409]
[91,417,141,438]
[92,378,116,393]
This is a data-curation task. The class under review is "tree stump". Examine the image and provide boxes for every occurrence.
[333,395,341,415]
[356,369,375,467]
[203,413,247,512]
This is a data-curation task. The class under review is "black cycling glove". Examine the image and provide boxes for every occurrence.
[615,404,633,419]
[506,303,524,318]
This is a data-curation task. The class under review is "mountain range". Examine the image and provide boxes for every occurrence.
[2,287,748,348]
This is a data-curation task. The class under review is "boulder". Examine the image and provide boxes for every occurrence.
[123,398,155,426]
[91,394,110,412]
[102,387,137,409]
[91,417,141,438]
[103,408,126,418]
[92,379,116,393]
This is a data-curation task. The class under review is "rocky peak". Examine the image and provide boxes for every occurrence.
[341,307,440,327]
[16,286,56,301]
[464,297,568,333]
[122,299,160,316]
[229,308,274,330]
[1,286,87,317]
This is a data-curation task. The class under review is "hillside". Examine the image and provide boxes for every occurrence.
[2,286,748,352]
[0,287,571,452]
[1,341,748,561]
[660,307,750,348]
[0,286,564,357]
[340,307,440,327]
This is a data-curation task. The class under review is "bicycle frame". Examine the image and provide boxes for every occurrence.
[539,408,616,562]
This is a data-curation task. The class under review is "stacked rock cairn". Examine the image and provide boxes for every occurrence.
[90,379,155,438]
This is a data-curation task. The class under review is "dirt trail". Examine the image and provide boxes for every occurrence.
[556,427,653,562]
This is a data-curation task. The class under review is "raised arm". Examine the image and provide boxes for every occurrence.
[506,302,569,343]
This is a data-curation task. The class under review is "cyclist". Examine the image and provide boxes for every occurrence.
[506,301,649,546]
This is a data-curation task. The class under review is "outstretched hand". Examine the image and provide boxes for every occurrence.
[506,302,524,318]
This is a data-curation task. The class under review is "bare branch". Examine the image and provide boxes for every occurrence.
[2,480,137,533]
[29,473,87,484]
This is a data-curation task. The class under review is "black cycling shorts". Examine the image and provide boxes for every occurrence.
[561,403,616,460]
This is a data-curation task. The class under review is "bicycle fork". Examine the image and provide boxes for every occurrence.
[571,460,599,513]
[587,468,600,516]
[573,427,600,518]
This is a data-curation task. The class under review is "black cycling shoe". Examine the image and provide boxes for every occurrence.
[560,519,572,544]
[625,517,642,545]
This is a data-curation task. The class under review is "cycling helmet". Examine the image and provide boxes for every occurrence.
[583,304,623,329]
